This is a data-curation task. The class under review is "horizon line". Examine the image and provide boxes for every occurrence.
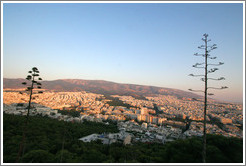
[2,77,179,90]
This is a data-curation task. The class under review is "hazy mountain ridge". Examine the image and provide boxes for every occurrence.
[3,78,201,99]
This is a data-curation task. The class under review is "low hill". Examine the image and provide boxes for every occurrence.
[3,78,201,99]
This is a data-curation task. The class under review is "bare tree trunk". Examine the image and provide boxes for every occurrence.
[203,35,208,163]
[16,72,35,162]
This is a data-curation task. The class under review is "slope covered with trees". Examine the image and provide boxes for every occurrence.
[3,113,243,163]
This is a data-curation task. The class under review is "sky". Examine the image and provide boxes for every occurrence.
[2,2,244,103]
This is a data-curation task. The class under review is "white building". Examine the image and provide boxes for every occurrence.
[141,122,148,129]
[78,134,99,142]
[123,135,131,145]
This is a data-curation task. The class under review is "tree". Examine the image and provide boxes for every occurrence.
[16,67,43,162]
[4,113,242,163]
[21,150,55,163]
[188,34,228,163]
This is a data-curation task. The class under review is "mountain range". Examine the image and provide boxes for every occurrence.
[3,78,201,100]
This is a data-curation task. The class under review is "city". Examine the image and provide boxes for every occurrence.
[2,1,243,163]
[3,89,243,145]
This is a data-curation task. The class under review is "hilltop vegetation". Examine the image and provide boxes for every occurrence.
[3,113,243,163]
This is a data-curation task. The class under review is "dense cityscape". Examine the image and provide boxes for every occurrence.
[3,89,243,145]
[2,2,244,163]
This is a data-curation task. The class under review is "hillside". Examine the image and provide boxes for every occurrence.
[3,113,243,163]
[3,78,201,99]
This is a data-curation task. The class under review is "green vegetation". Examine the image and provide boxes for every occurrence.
[3,113,243,163]
[104,95,135,109]
[58,109,81,117]
[208,114,225,130]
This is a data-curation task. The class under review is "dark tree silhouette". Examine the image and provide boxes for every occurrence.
[16,67,43,162]
[188,34,228,163]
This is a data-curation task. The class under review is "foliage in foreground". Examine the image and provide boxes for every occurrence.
[3,113,243,163]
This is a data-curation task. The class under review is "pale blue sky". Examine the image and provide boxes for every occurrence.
[3,3,244,103]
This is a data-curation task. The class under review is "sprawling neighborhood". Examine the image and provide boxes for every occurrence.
[3,90,243,145]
